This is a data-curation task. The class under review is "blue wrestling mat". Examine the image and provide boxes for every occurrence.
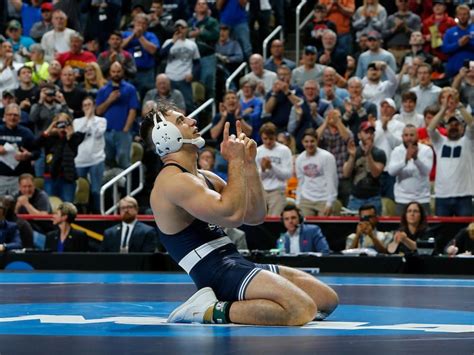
[0,273,472,354]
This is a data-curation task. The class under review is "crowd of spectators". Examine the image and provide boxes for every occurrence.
[0,0,472,256]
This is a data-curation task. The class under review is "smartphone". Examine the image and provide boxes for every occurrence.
[405,56,413,66]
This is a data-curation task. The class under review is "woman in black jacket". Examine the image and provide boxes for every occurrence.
[36,113,84,203]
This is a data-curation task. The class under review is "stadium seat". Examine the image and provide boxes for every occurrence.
[49,196,63,212]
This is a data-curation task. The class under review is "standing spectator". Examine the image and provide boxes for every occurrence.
[148,0,174,47]
[342,77,377,144]
[248,0,272,54]
[320,67,349,111]
[97,31,137,81]
[29,2,54,42]
[96,62,139,169]
[45,202,88,252]
[80,62,107,98]
[242,53,277,97]
[0,198,22,253]
[355,30,397,79]
[0,104,37,196]
[264,65,303,132]
[319,0,355,53]
[82,0,122,49]
[352,0,387,41]
[452,64,474,109]
[345,204,389,253]
[56,32,97,75]
[393,91,424,127]
[143,73,186,113]
[291,46,327,89]
[8,0,42,38]
[215,23,243,75]
[100,196,157,253]
[422,0,456,62]
[288,80,332,152]
[73,97,107,213]
[25,44,49,85]
[256,122,293,216]
[40,10,75,61]
[0,41,22,99]
[317,29,347,76]
[305,4,338,53]
[188,0,219,100]
[442,4,474,78]
[362,61,398,114]
[36,113,85,202]
[403,31,434,66]
[343,121,386,214]
[264,39,296,73]
[59,66,87,118]
[122,13,160,98]
[161,20,200,114]
[428,94,474,216]
[317,109,353,207]
[295,128,338,216]
[373,98,405,200]
[410,63,442,114]
[14,66,39,114]
[280,204,330,254]
[239,77,263,144]
[216,0,252,59]
[388,125,433,215]
[382,0,421,66]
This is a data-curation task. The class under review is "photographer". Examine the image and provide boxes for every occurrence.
[35,113,84,202]
[345,205,390,253]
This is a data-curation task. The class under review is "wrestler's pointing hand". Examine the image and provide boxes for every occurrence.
[235,120,257,164]
[220,121,245,162]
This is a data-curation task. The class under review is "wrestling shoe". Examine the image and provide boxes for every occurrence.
[167,287,218,323]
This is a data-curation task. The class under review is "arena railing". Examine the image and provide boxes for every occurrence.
[99,161,144,215]
[262,25,283,63]
[191,98,215,136]
[295,0,315,62]
[225,62,248,91]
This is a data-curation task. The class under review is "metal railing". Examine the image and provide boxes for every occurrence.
[191,98,215,136]
[262,25,283,63]
[295,0,314,62]
[225,62,247,91]
[100,161,144,215]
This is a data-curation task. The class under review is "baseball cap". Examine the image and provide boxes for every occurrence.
[359,121,375,132]
[447,116,463,124]
[367,31,381,40]
[2,90,15,98]
[381,98,397,110]
[304,45,317,54]
[432,0,446,4]
[367,62,378,70]
[174,19,188,28]
[41,2,53,11]
[7,20,21,30]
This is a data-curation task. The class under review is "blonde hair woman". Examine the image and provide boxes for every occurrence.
[352,0,387,40]
[83,62,107,96]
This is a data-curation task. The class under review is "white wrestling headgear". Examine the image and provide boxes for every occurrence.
[151,111,205,157]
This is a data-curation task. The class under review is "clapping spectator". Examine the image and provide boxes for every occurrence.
[29,2,54,42]
[388,202,427,255]
[352,0,387,41]
[25,44,49,85]
[97,31,137,80]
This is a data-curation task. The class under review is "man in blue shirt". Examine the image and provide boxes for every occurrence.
[280,204,330,254]
[122,13,160,98]
[96,62,140,169]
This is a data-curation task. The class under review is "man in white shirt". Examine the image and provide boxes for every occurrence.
[295,128,338,216]
[291,46,327,89]
[256,122,293,215]
[362,61,398,117]
[40,10,75,61]
[428,98,474,216]
[374,98,405,200]
[243,53,277,97]
[387,124,433,215]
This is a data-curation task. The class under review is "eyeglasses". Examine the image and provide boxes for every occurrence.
[120,205,136,211]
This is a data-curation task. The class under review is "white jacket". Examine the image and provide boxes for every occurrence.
[73,115,107,168]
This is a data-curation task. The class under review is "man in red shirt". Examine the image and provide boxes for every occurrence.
[56,32,96,77]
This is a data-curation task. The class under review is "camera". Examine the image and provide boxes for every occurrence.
[56,121,70,129]
[45,89,56,96]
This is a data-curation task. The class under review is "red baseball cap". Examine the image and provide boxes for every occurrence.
[359,121,375,132]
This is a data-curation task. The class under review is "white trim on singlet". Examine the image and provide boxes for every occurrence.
[178,236,233,274]
[237,268,261,301]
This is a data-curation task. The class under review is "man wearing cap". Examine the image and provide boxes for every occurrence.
[382,0,421,66]
[291,46,327,89]
[343,121,386,214]
[122,13,160,98]
[30,2,54,42]
[5,20,35,63]
[362,61,398,115]
[428,95,474,216]
[160,19,200,113]
[40,9,76,61]
[9,0,42,37]
[187,0,219,101]
[215,23,244,84]
[373,98,405,201]
[388,124,433,215]
[355,30,397,79]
